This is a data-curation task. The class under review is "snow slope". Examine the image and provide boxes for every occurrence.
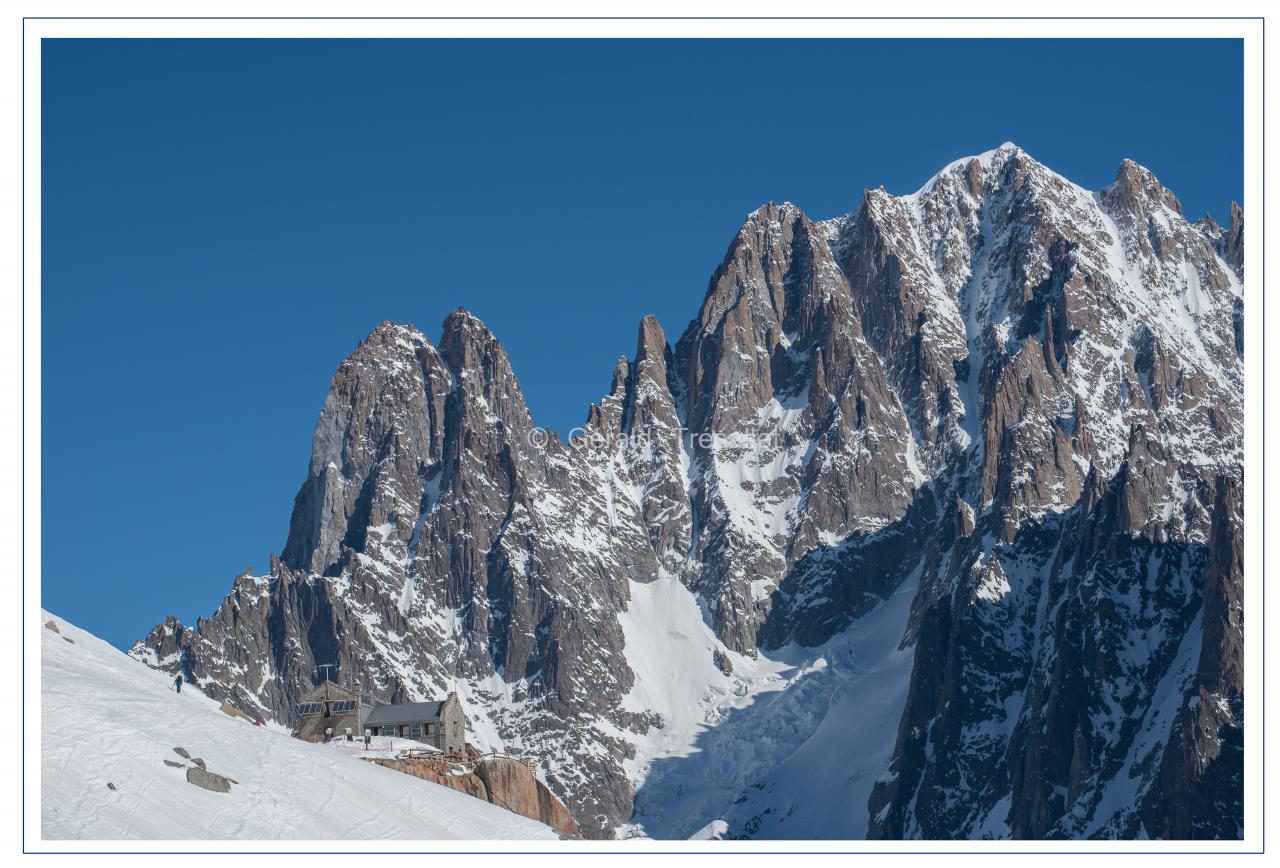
[620,574,918,839]
[39,611,558,841]
[615,576,794,785]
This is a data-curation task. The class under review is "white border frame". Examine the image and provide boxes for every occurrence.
[11,4,1270,861]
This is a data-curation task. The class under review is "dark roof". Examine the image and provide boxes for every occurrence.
[364,701,445,726]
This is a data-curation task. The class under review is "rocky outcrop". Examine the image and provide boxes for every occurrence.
[133,144,1242,840]
[473,757,581,839]
[368,755,580,839]
[368,757,489,801]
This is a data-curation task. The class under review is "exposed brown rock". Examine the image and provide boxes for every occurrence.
[369,755,581,839]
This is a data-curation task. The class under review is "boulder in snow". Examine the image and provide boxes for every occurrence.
[185,766,232,794]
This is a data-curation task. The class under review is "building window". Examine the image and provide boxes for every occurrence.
[410,723,422,738]
[425,723,434,735]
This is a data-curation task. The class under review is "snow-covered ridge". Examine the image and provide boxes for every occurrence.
[40,611,558,841]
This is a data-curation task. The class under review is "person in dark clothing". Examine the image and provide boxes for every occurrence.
[174,675,182,694]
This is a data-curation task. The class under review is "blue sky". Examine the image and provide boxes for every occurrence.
[41,38,1242,649]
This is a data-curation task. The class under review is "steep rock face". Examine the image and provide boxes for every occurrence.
[472,757,582,838]
[672,202,918,652]
[1196,202,1244,357]
[369,756,582,838]
[586,315,690,580]
[281,322,452,576]
[863,150,1242,840]
[133,144,1243,840]
[1137,476,1244,839]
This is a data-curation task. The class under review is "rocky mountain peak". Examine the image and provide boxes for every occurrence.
[635,314,668,364]
[630,316,675,412]
[1196,202,1244,281]
[134,146,1244,841]
[1196,213,1224,236]
[610,354,631,393]
[438,307,533,437]
[368,318,427,341]
[1108,157,1185,216]
[744,199,805,226]
[439,307,502,376]
[585,354,632,435]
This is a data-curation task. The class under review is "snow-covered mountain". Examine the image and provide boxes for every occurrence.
[40,612,559,840]
[129,144,1244,840]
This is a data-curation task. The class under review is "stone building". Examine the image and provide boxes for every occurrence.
[364,691,467,755]
[292,681,374,743]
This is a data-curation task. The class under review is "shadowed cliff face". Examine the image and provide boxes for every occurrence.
[133,144,1243,840]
